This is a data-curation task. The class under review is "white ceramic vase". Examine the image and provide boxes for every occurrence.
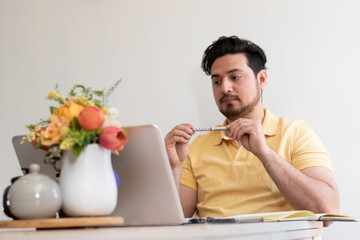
[59,144,118,217]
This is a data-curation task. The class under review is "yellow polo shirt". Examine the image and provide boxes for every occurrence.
[180,109,332,217]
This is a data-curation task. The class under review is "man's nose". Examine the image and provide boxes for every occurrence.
[221,78,233,93]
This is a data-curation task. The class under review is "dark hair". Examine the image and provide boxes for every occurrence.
[201,36,267,76]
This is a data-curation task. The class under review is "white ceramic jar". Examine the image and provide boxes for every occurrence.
[59,144,117,217]
[5,164,62,219]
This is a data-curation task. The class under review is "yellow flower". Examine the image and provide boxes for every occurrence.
[102,107,109,115]
[48,90,57,99]
[48,91,65,103]
[77,94,95,107]
[60,137,75,150]
[60,126,70,136]
[56,101,84,121]
[56,93,66,103]
[21,126,42,144]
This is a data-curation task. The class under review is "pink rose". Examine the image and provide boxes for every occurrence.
[99,126,128,154]
[78,106,105,130]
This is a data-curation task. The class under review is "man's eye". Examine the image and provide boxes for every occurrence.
[213,80,221,85]
[231,76,240,80]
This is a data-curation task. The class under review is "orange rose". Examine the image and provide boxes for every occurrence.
[78,106,105,130]
[56,101,84,121]
[99,126,128,154]
[40,115,70,146]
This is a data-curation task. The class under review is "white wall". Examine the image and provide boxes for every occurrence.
[0,0,359,238]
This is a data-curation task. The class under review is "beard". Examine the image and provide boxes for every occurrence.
[218,86,261,121]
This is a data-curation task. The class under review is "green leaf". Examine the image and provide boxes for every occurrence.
[50,106,57,114]
[26,124,36,131]
[93,99,102,108]
[72,144,83,158]
[69,84,85,96]
[93,90,104,97]
[84,87,91,94]
[123,128,130,136]
[103,79,121,105]
[34,139,43,149]
[72,117,81,130]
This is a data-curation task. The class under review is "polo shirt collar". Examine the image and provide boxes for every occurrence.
[212,108,278,146]
[262,108,279,137]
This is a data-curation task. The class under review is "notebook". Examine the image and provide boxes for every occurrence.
[12,124,185,226]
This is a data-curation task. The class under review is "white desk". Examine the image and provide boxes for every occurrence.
[0,221,323,240]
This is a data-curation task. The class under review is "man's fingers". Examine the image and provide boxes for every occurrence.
[173,135,189,144]
[177,123,195,135]
[166,124,194,146]
[226,119,257,140]
[174,129,192,140]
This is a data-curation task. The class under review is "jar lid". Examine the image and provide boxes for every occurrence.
[20,163,52,182]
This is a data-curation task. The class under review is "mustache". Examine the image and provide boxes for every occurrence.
[220,94,240,103]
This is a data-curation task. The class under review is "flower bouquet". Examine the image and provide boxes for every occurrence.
[22,80,128,172]
[22,80,128,216]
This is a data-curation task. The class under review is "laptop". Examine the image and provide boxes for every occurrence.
[12,124,185,226]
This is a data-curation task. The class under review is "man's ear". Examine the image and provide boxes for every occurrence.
[257,70,268,91]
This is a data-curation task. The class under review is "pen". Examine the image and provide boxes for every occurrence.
[206,217,264,223]
[192,127,229,132]
[185,217,264,224]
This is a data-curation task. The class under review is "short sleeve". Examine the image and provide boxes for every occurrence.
[291,120,332,171]
[180,155,198,191]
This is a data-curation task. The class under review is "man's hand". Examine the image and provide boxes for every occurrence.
[226,118,339,217]
[165,123,195,168]
[226,118,270,158]
[165,123,195,192]
[165,124,198,216]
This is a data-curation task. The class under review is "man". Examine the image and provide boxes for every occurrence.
[165,36,339,224]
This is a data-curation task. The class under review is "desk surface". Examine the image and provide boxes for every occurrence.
[0,220,323,240]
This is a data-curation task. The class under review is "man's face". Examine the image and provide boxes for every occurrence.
[210,53,261,121]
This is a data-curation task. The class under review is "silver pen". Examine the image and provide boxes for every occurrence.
[192,126,229,132]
